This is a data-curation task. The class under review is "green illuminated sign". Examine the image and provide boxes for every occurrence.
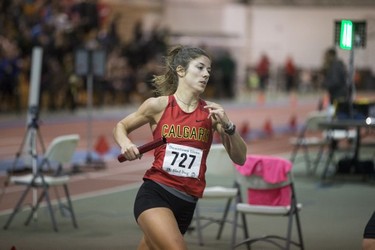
[340,20,353,50]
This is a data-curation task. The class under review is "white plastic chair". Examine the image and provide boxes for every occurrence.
[232,155,304,250]
[193,144,247,246]
[3,134,80,232]
[289,111,330,174]
[289,110,356,175]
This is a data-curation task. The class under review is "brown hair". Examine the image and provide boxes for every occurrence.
[152,45,210,96]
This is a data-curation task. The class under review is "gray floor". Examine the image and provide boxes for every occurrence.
[0,147,374,250]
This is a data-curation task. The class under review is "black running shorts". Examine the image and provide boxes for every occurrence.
[364,211,375,239]
[133,179,197,235]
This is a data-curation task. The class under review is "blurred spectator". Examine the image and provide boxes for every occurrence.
[136,57,162,101]
[40,56,65,111]
[321,48,348,105]
[97,14,120,52]
[245,65,259,91]
[0,0,174,112]
[145,22,168,61]
[256,53,270,91]
[124,20,147,70]
[299,69,313,93]
[284,56,296,92]
[217,50,236,99]
[105,46,136,104]
[71,0,99,34]
[0,39,21,112]
[62,53,83,111]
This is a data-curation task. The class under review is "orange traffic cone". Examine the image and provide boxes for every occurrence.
[240,121,250,141]
[322,93,330,109]
[94,135,110,155]
[263,119,273,137]
[289,114,297,132]
[289,92,297,107]
[317,97,324,111]
[257,91,266,105]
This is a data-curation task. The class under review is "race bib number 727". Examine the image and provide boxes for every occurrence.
[162,143,203,178]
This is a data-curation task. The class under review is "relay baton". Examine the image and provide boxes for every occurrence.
[117,137,167,162]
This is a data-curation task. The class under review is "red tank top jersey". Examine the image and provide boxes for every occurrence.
[143,95,213,198]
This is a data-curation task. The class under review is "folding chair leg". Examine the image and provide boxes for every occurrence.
[3,185,33,230]
[63,184,78,228]
[312,145,325,175]
[231,187,250,250]
[321,140,339,180]
[285,212,294,250]
[194,204,204,246]
[231,211,250,250]
[289,188,304,250]
[44,189,58,232]
[302,145,311,174]
[24,188,59,232]
[231,209,239,249]
[240,212,249,245]
[289,144,300,163]
[24,189,46,227]
[216,197,232,240]
[295,207,305,249]
[321,148,335,180]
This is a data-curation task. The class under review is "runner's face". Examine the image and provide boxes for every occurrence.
[184,56,211,93]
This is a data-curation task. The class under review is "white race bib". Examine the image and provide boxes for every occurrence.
[162,143,203,178]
